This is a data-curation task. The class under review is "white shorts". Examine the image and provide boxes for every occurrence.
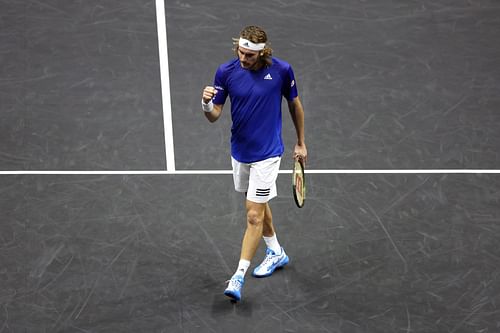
[231,156,281,203]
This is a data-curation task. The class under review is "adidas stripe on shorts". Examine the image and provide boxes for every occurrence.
[231,156,281,203]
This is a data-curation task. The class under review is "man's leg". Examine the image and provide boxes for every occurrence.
[224,199,265,301]
[252,202,289,278]
[261,203,282,254]
[225,156,281,300]
[240,200,267,261]
[262,203,275,237]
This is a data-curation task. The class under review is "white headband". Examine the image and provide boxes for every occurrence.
[238,38,266,51]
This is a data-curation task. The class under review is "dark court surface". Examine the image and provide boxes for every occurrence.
[0,0,165,170]
[169,0,500,170]
[1,174,500,332]
[1,0,500,332]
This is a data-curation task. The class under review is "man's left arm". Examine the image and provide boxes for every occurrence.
[287,96,308,163]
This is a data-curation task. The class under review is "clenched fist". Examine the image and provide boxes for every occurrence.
[202,86,217,103]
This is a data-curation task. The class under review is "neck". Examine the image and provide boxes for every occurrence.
[243,58,268,71]
[250,61,265,71]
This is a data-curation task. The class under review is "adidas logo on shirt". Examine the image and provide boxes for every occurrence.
[264,73,272,80]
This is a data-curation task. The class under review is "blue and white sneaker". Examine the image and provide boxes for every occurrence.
[252,247,289,278]
[224,274,244,301]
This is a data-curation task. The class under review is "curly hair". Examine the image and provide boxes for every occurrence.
[232,25,273,66]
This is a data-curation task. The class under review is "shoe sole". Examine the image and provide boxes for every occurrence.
[224,290,241,301]
[252,256,289,278]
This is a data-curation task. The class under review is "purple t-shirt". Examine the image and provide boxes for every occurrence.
[212,57,298,163]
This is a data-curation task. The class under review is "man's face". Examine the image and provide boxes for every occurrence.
[237,46,260,70]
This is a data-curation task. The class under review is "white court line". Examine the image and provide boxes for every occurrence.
[2,5,493,176]
[150,5,499,177]
[155,0,175,171]
[0,170,499,175]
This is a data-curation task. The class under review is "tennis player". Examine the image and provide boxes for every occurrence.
[201,26,307,301]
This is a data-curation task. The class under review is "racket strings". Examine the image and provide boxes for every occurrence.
[293,160,305,207]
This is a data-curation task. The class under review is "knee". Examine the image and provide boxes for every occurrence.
[247,209,264,227]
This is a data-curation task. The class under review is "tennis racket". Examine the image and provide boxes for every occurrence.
[292,158,306,208]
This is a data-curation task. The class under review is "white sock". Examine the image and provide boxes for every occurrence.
[235,259,250,277]
[263,234,282,254]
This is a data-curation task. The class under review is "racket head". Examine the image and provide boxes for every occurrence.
[292,159,306,208]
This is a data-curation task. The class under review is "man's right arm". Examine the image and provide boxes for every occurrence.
[202,86,223,123]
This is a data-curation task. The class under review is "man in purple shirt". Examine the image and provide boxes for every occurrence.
[201,26,307,302]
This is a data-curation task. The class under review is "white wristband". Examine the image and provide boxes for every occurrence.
[201,99,214,113]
